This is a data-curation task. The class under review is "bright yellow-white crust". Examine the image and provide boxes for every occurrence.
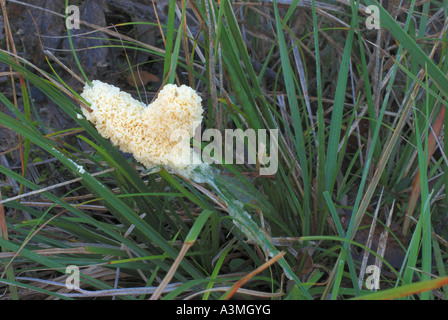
[81,80,203,172]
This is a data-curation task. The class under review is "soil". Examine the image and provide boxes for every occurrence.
[0,0,167,179]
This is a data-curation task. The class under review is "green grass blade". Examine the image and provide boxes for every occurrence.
[352,276,448,300]
[272,0,310,235]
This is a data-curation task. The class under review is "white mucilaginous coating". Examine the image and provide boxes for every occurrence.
[81,80,204,174]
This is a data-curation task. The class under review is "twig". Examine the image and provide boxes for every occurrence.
[0,48,92,113]
[184,287,285,300]
[1,211,64,279]
[0,247,90,259]
[0,168,114,205]
[291,35,317,147]
[149,241,193,300]
[373,201,396,289]
[44,50,85,86]
[7,277,185,298]
[7,0,165,55]
[221,251,286,300]
[358,188,383,290]
[205,0,220,132]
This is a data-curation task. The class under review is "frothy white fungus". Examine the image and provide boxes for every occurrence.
[81,80,204,176]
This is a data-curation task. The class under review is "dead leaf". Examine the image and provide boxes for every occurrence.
[295,247,314,276]
[126,70,159,88]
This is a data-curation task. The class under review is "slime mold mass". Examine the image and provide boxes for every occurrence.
[81,80,203,174]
